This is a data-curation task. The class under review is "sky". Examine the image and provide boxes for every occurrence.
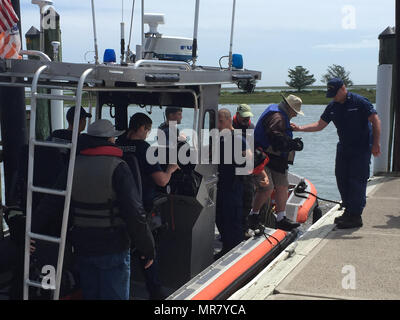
[18,0,396,86]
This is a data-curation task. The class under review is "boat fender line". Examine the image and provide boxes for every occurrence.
[294,179,342,206]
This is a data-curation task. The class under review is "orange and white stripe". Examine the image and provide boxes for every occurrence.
[0,29,21,59]
[0,0,21,59]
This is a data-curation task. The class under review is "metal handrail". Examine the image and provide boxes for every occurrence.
[19,50,52,62]
[133,59,191,71]
[22,66,94,300]
[53,67,94,300]
[23,64,49,301]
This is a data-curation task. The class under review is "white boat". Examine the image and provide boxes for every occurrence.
[0,1,321,301]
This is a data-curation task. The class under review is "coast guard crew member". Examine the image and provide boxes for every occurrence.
[215,109,269,258]
[117,112,179,300]
[291,78,381,229]
[49,106,92,143]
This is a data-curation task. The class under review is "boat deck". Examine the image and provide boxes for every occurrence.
[230,174,400,300]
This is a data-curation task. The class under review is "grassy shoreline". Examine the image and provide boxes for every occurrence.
[219,89,376,105]
[25,89,376,107]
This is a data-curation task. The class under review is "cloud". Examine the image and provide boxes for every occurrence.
[313,39,378,51]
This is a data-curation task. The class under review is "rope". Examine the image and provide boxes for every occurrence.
[294,181,342,206]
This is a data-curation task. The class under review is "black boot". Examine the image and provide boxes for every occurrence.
[247,214,261,230]
[336,215,363,229]
[247,214,265,236]
[334,210,350,224]
[276,216,300,231]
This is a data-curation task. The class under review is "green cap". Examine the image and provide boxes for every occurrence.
[237,104,254,118]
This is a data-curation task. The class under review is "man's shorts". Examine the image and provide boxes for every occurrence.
[254,166,289,191]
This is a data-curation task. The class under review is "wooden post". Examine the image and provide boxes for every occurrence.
[393,0,400,172]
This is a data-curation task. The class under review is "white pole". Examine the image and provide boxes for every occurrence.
[91,0,99,64]
[228,0,236,70]
[192,0,200,66]
[193,0,200,39]
[373,64,393,174]
[50,41,64,130]
[141,0,144,59]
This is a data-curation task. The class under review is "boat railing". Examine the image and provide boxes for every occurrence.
[19,50,52,62]
[133,59,191,71]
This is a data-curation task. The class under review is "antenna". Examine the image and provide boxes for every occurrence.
[90,0,99,64]
[228,0,237,70]
[141,0,144,59]
[126,0,136,62]
[120,0,125,64]
[192,0,200,68]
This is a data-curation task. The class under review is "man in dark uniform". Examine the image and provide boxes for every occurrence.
[117,112,179,299]
[215,108,266,257]
[118,113,179,213]
[13,107,92,215]
[232,104,256,234]
[292,78,381,229]
[49,106,92,143]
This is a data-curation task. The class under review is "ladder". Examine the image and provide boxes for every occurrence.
[23,65,94,300]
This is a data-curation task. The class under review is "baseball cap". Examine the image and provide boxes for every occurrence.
[237,104,254,118]
[66,106,92,123]
[326,78,344,98]
[87,119,125,138]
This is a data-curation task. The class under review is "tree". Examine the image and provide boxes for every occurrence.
[286,66,316,92]
[321,64,353,87]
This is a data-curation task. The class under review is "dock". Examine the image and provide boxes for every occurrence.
[230,174,400,300]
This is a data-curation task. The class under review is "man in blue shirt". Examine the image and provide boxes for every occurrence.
[291,78,381,229]
[249,95,304,232]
